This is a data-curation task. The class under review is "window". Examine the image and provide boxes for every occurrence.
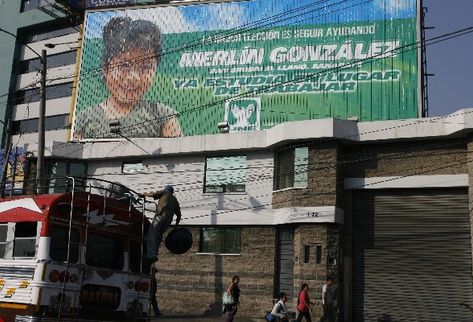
[0,224,7,258]
[204,156,246,193]
[25,25,77,43]
[13,222,37,257]
[49,225,79,263]
[47,160,87,193]
[19,51,77,74]
[122,161,144,174]
[275,147,308,190]
[129,240,150,274]
[304,245,310,263]
[86,234,124,270]
[21,0,41,12]
[200,227,241,254]
[14,82,73,105]
[12,114,69,135]
[316,245,322,264]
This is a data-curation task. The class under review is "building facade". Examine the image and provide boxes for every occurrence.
[48,111,473,321]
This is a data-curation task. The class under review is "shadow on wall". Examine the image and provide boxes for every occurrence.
[204,192,224,315]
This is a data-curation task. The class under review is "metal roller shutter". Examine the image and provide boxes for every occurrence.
[352,188,473,322]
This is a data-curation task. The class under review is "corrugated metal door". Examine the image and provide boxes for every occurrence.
[278,226,294,298]
[352,188,473,322]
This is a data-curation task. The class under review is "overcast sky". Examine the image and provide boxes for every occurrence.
[424,0,473,116]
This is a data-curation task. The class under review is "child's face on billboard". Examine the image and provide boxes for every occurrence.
[104,48,157,104]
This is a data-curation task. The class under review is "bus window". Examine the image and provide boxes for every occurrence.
[13,222,37,257]
[86,234,124,270]
[129,241,150,274]
[0,223,7,258]
[50,225,80,263]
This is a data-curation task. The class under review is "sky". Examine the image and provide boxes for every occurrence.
[424,0,473,116]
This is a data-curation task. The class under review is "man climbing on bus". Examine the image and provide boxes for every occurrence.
[143,185,181,263]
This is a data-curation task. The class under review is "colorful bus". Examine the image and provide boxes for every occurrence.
[0,183,151,321]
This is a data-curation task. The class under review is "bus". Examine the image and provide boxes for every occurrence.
[0,180,151,321]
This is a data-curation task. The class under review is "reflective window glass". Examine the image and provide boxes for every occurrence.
[204,156,246,193]
[200,227,241,254]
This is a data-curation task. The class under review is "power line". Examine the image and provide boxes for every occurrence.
[85,26,473,139]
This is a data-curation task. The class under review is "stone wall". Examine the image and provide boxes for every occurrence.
[292,224,341,322]
[342,139,467,178]
[273,141,341,208]
[155,226,276,319]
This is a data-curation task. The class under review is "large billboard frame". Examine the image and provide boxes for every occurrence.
[70,0,423,142]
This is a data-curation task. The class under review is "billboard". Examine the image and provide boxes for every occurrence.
[72,0,419,140]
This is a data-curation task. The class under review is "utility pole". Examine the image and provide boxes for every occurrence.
[36,49,47,194]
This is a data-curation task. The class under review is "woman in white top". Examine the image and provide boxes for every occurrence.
[271,292,289,322]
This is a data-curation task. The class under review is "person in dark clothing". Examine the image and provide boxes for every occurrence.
[223,275,240,322]
[144,185,181,261]
[321,276,336,322]
[150,270,160,317]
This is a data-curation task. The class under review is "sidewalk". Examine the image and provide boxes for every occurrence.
[148,314,258,321]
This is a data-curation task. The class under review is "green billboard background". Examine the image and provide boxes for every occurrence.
[73,0,419,139]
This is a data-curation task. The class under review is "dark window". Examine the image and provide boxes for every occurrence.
[12,114,69,135]
[47,160,87,193]
[304,245,310,263]
[275,147,308,190]
[21,0,41,12]
[200,227,241,254]
[50,225,79,263]
[316,245,322,264]
[129,240,150,274]
[86,234,124,270]
[19,51,77,74]
[0,224,7,258]
[14,82,73,105]
[13,222,37,257]
[24,26,77,42]
[204,156,246,193]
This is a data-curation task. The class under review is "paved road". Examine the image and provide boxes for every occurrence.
[148,315,259,321]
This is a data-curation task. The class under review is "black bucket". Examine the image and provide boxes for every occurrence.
[165,228,193,254]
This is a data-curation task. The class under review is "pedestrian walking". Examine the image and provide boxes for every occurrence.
[143,185,182,262]
[320,276,336,322]
[296,283,314,322]
[271,292,289,322]
[223,275,240,322]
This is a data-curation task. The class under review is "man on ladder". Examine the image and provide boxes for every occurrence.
[143,185,182,263]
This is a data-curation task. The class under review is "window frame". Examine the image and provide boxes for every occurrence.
[49,225,80,263]
[47,159,87,193]
[0,223,7,258]
[204,155,247,193]
[199,227,242,255]
[274,146,309,190]
[13,222,38,258]
[122,161,144,174]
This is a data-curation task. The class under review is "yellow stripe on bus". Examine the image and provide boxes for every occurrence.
[0,303,28,309]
